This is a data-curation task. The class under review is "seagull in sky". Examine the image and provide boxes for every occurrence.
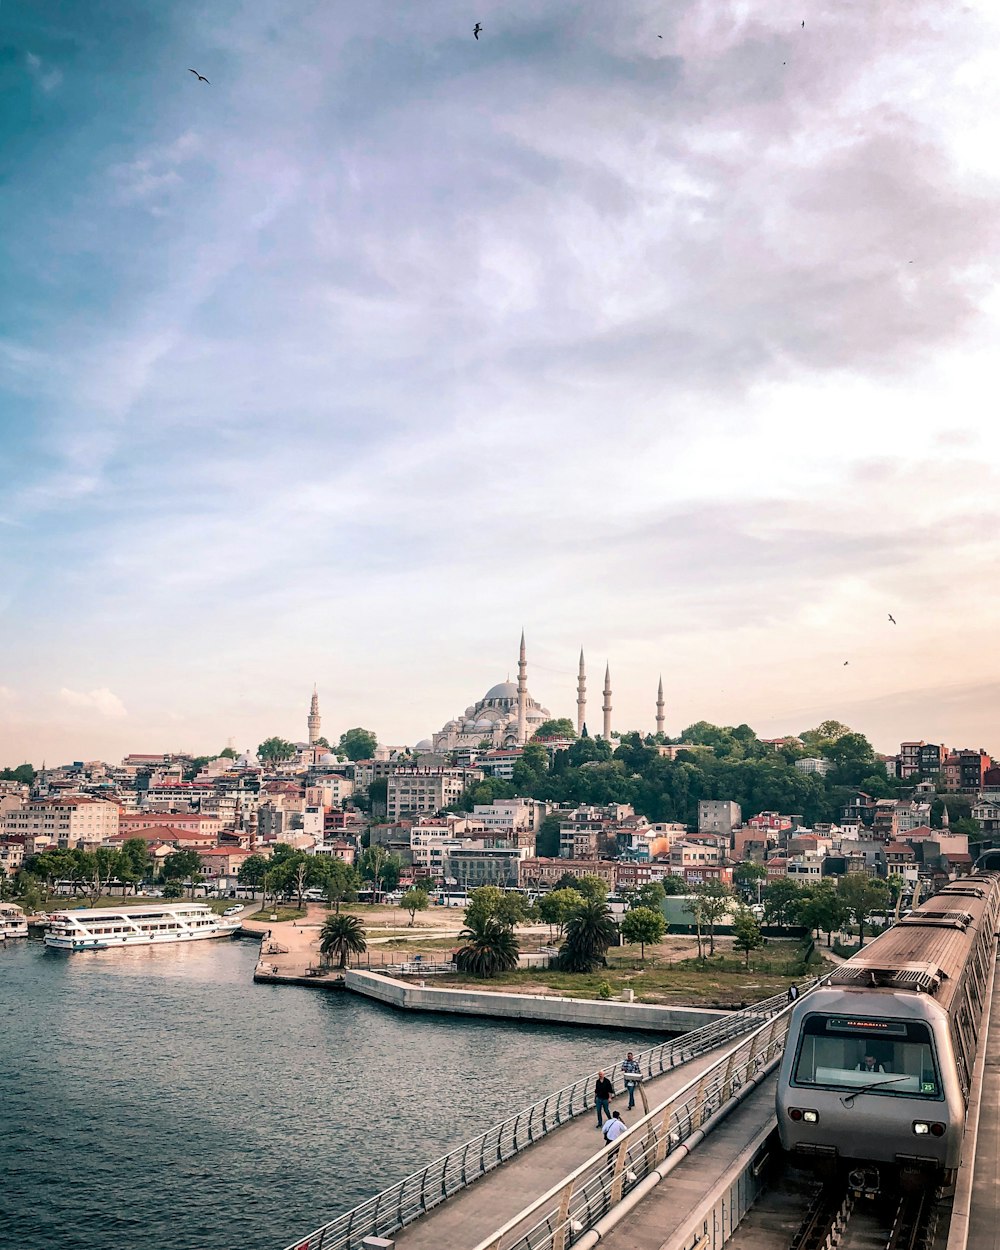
[188,68,210,83]
[888,614,897,625]
[473,22,483,40]
[843,661,849,666]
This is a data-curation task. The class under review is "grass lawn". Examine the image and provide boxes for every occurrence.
[246,906,307,923]
[433,943,828,1008]
[377,936,462,951]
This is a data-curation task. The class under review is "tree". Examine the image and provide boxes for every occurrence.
[319,913,367,969]
[763,879,804,929]
[733,861,767,902]
[257,737,296,767]
[575,874,609,902]
[731,906,764,967]
[559,898,618,972]
[219,747,238,759]
[634,881,667,911]
[511,741,550,790]
[533,718,577,739]
[696,882,732,956]
[620,906,666,960]
[183,755,213,781]
[683,895,705,960]
[660,874,689,896]
[0,763,35,785]
[161,850,203,898]
[323,861,361,913]
[117,838,152,893]
[401,888,430,926]
[838,874,890,948]
[337,728,378,761]
[455,914,520,977]
[358,846,401,896]
[535,814,562,858]
[799,881,848,947]
[238,854,270,890]
[537,887,584,938]
[163,879,185,900]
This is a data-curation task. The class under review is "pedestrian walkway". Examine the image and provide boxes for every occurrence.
[392,1039,738,1250]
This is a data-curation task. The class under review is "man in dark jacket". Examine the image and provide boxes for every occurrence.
[595,1071,613,1128]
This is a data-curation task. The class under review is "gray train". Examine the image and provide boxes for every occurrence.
[776,871,1000,1192]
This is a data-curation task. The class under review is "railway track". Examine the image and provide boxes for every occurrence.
[724,1166,946,1250]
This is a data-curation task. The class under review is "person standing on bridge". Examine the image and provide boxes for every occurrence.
[595,1071,614,1128]
[625,1050,640,1110]
[603,1111,626,1146]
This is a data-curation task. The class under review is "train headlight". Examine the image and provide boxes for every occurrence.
[913,1122,930,1135]
[788,1108,819,1123]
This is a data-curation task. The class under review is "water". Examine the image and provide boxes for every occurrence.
[0,937,662,1250]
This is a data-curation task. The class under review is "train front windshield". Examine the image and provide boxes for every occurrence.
[792,1013,941,1098]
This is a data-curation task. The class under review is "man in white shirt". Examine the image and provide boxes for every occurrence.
[603,1112,627,1145]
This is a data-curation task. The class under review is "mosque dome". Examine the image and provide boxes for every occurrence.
[318,752,338,765]
[474,717,495,731]
[413,738,433,754]
[484,681,518,701]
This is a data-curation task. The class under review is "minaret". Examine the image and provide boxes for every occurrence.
[517,631,528,745]
[308,686,322,745]
[576,649,587,736]
[941,803,950,829]
[602,663,612,739]
[656,675,665,737]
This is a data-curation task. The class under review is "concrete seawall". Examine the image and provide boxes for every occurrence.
[344,968,727,1033]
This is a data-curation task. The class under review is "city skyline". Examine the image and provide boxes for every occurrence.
[3,1,1000,764]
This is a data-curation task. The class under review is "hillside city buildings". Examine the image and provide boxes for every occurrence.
[2,640,998,901]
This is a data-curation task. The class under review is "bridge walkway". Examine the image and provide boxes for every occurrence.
[392,1038,739,1250]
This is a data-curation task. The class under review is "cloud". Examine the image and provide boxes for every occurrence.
[25,51,62,93]
[58,688,128,719]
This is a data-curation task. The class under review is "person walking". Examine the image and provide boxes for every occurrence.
[622,1051,641,1111]
[787,983,799,1003]
[595,1071,613,1128]
[602,1111,626,1146]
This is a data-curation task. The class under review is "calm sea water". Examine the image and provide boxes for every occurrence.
[0,936,659,1250]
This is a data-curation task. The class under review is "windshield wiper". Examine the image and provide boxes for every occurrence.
[841,1074,911,1107]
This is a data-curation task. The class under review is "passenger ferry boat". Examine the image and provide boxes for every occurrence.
[0,903,28,939]
[43,903,241,951]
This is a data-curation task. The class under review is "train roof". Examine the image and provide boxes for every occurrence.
[827,873,1000,1012]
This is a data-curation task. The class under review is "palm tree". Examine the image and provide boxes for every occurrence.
[559,898,618,972]
[455,915,520,978]
[319,913,367,969]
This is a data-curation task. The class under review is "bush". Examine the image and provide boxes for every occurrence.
[596,980,613,1000]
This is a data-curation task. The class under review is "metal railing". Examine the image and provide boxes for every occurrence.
[278,983,815,1250]
[471,1009,793,1250]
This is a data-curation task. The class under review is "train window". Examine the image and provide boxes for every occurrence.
[792,1014,941,1098]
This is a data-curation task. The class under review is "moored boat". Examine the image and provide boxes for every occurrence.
[0,903,28,939]
[44,903,240,951]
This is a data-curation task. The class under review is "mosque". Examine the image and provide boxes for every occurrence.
[415,633,667,754]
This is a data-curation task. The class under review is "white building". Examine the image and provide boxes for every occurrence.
[1,797,120,854]
[697,800,742,835]
[795,757,833,776]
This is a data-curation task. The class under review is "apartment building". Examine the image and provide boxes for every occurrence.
[1,797,120,853]
[386,767,483,821]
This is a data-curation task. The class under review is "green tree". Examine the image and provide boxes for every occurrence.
[319,913,367,969]
[537,887,584,937]
[660,874,689,896]
[634,881,667,911]
[219,747,238,759]
[532,719,577,739]
[799,880,848,947]
[837,874,890,948]
[763,879,804,929]
[163,879,185,900]
[732,861,767,901]
[535,814,562,858]
[117,838,152,893]
[337,728,379,761]
[323,861,361,913]
[731,906,764,967]
[358,846,401,896]
[559,898,618,972]
[257,737,297,767]
[161,850,204,898]
[511,741,550,790]
[619,905,666,960]
[575,874,609,903]
[238,854,270,891]
[683,894,705,960]
[696,882,732,956]
[183,755,213,781]
[455,914,520,977]
[401,887,430,926]
[0,763,35,785]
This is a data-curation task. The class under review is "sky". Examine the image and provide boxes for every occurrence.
[2,0,999,767]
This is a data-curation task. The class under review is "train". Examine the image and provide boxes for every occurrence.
[776,870,1000,1194]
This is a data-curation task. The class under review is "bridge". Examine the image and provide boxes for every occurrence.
[280,960,1000,1250]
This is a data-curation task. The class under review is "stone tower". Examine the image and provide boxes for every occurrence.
[308,686,322,746]
[602,663,612,740]
[517,631,528,745]
[656,675,665,737]
[576,649,587,736]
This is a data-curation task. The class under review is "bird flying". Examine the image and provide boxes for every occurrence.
[473,22,482,39]
[888,614,897,625]
[801,19,805,26]
[188,68,210,83]
[843,661,849,666]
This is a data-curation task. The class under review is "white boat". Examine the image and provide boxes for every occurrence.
[0,903,28,939]
[43,903,240,951]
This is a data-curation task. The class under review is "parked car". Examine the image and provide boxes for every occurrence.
[223,905,245,917]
